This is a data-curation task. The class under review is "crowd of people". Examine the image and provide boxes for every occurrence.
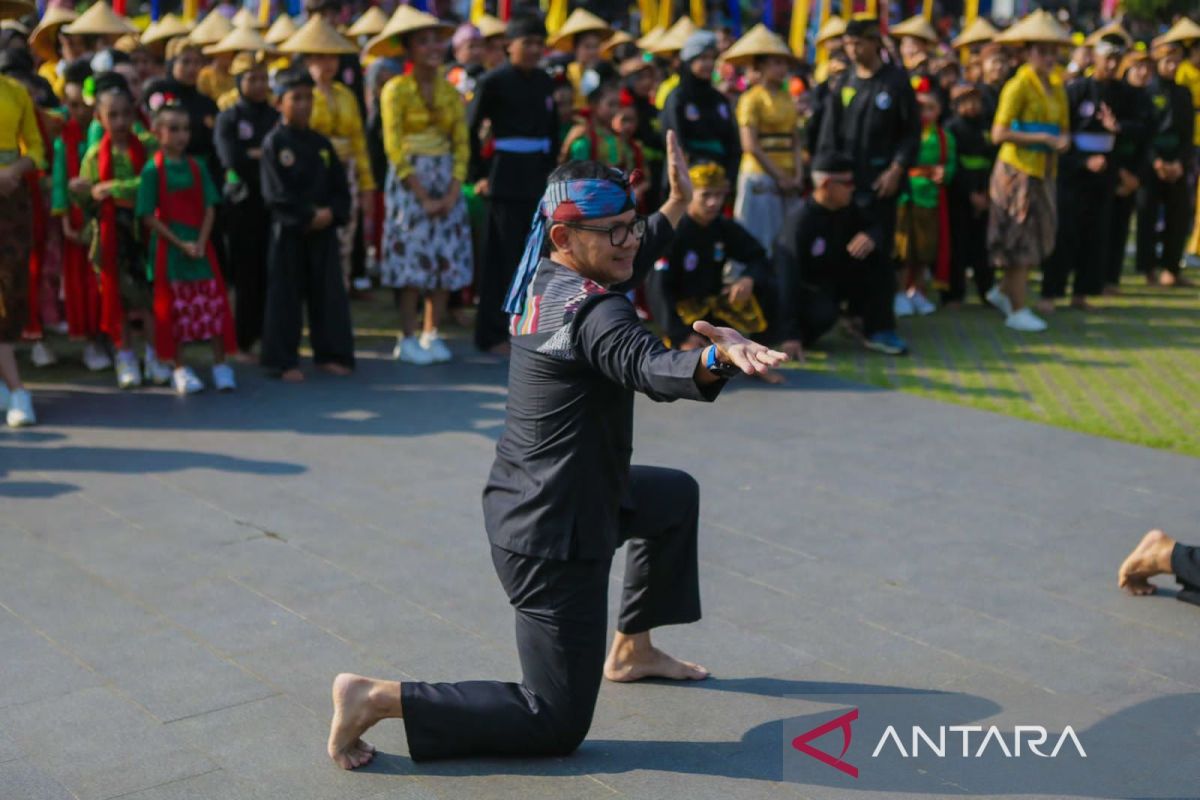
[1,0,1199,427]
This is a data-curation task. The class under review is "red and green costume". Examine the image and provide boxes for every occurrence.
[51,117,101,339]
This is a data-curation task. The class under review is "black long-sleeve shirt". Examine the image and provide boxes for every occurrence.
[467,63,559,200]
[945,112,995,198]
[816,61,920,187]
[483,212,723,561]
[214,97,278,201]
[260,123,351,231]
[772,197,878,342]
[1145,75,1195,165]
[660,70,741,187]
[649,214,768,345]
[1060,76,1150,179]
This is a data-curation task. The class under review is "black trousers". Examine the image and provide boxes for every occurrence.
[227,196,270,353]
[1042,173,1112,299]
[1136,174,1192,277]
[401,466,702,761]
[1173,543,1200,608]
[792,250,897,344]
[1105,191,1137,287]
[261,223,356,372]
[945,198,994,304]
[474,196,539,352]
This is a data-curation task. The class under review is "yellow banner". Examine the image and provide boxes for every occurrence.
[182,0,198,22]
[639,0,657,34]
[658,0,673,31]
[546,0,568,34]
[790,0,810,57]
[690,0,705,27]
[259,0,271,26]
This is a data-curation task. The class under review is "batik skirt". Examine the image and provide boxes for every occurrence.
[380,153,473,293]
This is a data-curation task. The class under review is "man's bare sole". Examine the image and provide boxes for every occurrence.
[604,646,710,683]
[319,363,353,376]
[328,673,383,770]
[1118,529,1176,596]
[281,368,304,383]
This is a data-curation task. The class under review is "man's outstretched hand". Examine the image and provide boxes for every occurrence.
[692,320,788,378]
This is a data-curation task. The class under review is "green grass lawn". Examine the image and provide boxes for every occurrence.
[24,275,1200,458]
[794,278,1200,458]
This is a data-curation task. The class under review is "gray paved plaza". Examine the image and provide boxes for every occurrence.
[2,344,1198,799]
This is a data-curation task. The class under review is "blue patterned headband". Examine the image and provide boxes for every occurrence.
[503,175,636,315]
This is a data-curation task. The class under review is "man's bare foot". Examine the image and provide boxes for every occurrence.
[1034,298,1056,315]
[281,368,304,383]
[327,673,402,770]
[1118,529,1176,596]
[319,362,353,376]
[604,632,709,682]
[1158,270,1177,287]
[232,350,259,365]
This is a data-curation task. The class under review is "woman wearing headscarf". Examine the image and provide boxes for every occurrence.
[214,54,278,360]
[375,8,472,365]
[659,30,740,192]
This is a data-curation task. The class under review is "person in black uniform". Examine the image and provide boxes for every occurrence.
[660,30,741,191]
[468,13,559,355]
[259,69,354,382]
[1103,50,1154,293]
[1040,34,1146,311]
[944,83,996,305]
[815,16,919,313]
[323,132,787,768]
[773,151,908,358]
[645,161,774,351]
[1136,43,1195,286]
[214,56,278,361]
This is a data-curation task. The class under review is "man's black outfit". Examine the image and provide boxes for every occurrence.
[944,110,996,303]
[400,213,725,760]
[1136,74,1195,279]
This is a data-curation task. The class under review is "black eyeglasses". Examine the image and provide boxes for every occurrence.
[564,215,647,246]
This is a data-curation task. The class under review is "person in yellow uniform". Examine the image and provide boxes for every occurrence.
[29,5,79,100]
[373,8,471,365]
[0,69,45,426]
[723,24,802,254]
[546,9,611,111]
[281,15,376,288]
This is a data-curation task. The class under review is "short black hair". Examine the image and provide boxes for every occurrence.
[63,58,93,87]
[546,159,630,188]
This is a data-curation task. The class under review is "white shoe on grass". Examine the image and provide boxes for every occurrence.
[893,292,914,317]
[82,342,112,371]
[115,351,142,389]
[172,366,204,395]
[6,389,36,427]
[986,286,1013,316]
[394,336,435,365]
[908,290,937,316]
[30,341,57,367]
[419,331,452,363]
[211,363,237,392]
[1005,307,1048,332]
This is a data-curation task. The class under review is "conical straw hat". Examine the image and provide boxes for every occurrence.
[890,14,938,43]
[649,16,699,56]
[113,32,141,51]
[1,18,29,34]
[815,16,846,45]
[281,14,358,54]
[546,8,611,51]
[599,29,633,58]
[346,6,388,38]
[63,2,139,36]
[1152,16,1200,48]
[365,5,452,57]
[720,23,793,67]
[188,10,234,45]
[263,14,297,45]
[635,25,664,51]
[231,7,264,29]
[0,0,34,22]
[474,13,506,39]
[204,25,271,55]
[29,5,76,61]
[1085,20,1132,47]
[951,16,996,48]
[994,10,1071,46]
[142,13,193,46]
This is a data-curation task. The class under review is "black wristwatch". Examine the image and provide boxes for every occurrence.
[704,345,740,378]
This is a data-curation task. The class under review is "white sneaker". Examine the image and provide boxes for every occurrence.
[894,292,915,317]
[908,289,937,316]
[30,340,57,367]
[393,336,435,365]
[211,363,237,392]
[171,365,204,395]
[986,285,1013,316]
[419,331,452,363]
[1005,307,1048,332]
[6,388,36,427]
[82,342,112,371]
[144,352,173,386]
[115,350,142,389]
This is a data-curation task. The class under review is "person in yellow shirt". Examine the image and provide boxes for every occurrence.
[197,51,236,101]
[986,17,1071,333]
[283,16,376,288]
[1176,41,1200,264]
[377,13,472,366]
[30,6,81,101]
[0,73,46,426]
[725,25,802,254]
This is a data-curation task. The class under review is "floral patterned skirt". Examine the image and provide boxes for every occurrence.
[380,154,473,292]
[170,278,228,344]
